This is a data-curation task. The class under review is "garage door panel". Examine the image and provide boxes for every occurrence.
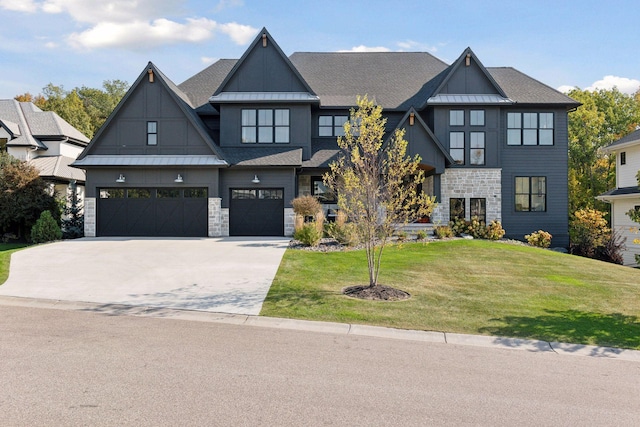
[229,188,284,236]
[97,187,207,237]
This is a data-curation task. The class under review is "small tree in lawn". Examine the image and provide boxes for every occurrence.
[324,95,436,292]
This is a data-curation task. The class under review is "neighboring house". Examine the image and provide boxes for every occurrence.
[0,99,88,200]
[72,28,579,244]
[597,128,640,265]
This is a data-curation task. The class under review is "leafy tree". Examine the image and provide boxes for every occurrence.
[0,152,59,239]
[626,170,640,264]
[567,88,640,214]
[61,180,84,239]
[15,80,129,139]
[30,210,62,243]
[324,96,436,288]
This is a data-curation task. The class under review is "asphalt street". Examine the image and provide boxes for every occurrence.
[1,305,639,426]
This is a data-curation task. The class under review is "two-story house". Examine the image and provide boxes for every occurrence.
[72,28,579,245]
[1,99,88,198]
[598,128,640,265]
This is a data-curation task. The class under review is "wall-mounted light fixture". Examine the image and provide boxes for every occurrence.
[251,174,260,184]
[409,112,415,126]
[148,68,154,83]
[174,174,184,183]
[465,53,471,67]
[262,33,267,47]
[116,174,126,183]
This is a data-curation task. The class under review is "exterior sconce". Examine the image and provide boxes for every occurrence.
[251,174,260,184]
[148,68,154,83]
[262,33,267,47]
[116,174,126,183]
[174,174,184,183]
[465,53,471,66]
[409,112,415,126]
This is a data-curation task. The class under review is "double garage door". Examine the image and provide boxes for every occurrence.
[98,187,285,237]
[98,188,208,237]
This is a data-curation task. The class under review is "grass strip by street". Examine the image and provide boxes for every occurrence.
[0,243,30,285]
[261,239,640,349]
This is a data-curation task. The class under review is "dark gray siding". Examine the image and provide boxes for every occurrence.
[221,41,308,93]
[402,122,446,174]
[439,60,500,95]
[219,168,296,208]
[499,108,569,246]
[432,107,501,168]
[85,167,220,198]
[219,104,311,158]
[88,79,214,156]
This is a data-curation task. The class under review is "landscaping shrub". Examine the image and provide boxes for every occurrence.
[449,218,468,236]
[30,210,62,243]
[291,195,322,218]
[293,222,323,247]
[595,229,625,265]
[416,230,428,241]
[325,222,358,245]
[435,225,454,239]
[570,208,609,258]
[395,230,408,242]
[467,216,487,239]
[525,230,552,248]
[486,220,505,240]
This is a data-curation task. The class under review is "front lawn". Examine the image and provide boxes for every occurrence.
[0,243,30,285]
[261,240,640,349]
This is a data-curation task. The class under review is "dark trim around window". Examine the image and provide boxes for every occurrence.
[507,112,554,146]
[515,176,546,212]
[242,109,290,144]
[621,151,626,165]
[147,121,157,145]
[450,198,465,221]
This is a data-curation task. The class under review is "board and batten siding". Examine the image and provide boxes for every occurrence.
[499,108,569,247]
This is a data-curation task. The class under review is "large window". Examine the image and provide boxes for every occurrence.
[507,112,554,146]
[515,176,546,212]
[450,132,465,165]
[311,176,335,202]
[319,115,348,137]
[450,110,464,126]
[470,110,485,126]
[470,132,485,165]
[470,198,486,223]
[147,122,157,145]
[242,109,290,143]
[450,198,465,221]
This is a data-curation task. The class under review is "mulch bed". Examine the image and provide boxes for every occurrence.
[343,284,411,301]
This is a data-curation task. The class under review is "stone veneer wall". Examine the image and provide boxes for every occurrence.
[432,168,502,224]
[84,197,96,237]
[221,208,229,237]
[208,198,222,237]
[284,208,295,236]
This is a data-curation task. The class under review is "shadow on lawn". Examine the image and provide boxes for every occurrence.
[479,309,640,350]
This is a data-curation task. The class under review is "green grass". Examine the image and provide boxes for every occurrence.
[261,240,640,349]
[0,243,30,285]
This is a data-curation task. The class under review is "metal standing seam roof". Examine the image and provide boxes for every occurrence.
[427,94,514,104]
[71,155,228,167]
[209,92,320,103]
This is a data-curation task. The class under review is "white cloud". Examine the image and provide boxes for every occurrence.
[585,75,640,95]
[0,0,38,12]
[41,0,178,24]
[217,22,258,45]
[215,0,244,12]
[201,56,218,65]
[396,40,437,52]
[557,85,575,94]
[338,45,391,53]
[68,18,219,50]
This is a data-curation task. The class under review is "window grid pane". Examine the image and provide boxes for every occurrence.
[470,110,485,126]
[470,198,486,222]
[450,110,464,126]
[258,126,273,143]
[258,109,272,126]
[450,198,465,221]
[507,113,521,129]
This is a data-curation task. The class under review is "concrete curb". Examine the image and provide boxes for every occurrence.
[2,295,639,362]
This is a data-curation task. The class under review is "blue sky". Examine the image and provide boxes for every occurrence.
[1,0,639,99]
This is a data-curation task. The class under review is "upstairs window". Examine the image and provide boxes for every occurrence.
[319,115,348,137]
[470,110,485,126]
[507,112,554,146]
[147,122,157,145]
[450,132,465,165]
[515,176,546,212]
[621,152,626,165]
[242,109,289,144]
[470,132,485,165]
[450,110,464,126]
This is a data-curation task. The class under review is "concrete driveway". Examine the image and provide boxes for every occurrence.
[0,237,289,315]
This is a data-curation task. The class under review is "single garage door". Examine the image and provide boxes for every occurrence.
[229,188,284,236]
[98,188,208,237]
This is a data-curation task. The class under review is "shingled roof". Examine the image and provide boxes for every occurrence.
[289,52,449,110]
[487,67,579,106]
[178,59,238,109]
[604,128,640,151]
